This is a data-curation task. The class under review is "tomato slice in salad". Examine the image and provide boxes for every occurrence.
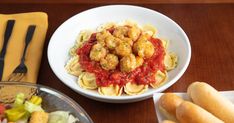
[0,104,5,120]
[0,104,5,114]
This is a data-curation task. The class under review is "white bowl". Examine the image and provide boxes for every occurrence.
[48,5,191,103]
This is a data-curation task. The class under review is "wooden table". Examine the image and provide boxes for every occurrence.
[0,2,234,123]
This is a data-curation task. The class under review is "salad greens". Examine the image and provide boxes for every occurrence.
[5,93,38,122]
[49,111,70,123]
[0,93,78,123]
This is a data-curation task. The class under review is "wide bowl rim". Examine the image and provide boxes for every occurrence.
[0,81,94,123]
[47,5,191,102]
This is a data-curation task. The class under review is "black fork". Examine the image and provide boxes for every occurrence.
[8,25,36,81]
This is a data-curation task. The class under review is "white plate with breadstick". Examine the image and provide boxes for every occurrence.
[153,82,234,123]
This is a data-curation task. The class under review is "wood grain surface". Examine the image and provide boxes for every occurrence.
[0,3,233,123]
[1,0,234,4]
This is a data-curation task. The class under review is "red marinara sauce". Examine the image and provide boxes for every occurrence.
[77,33,165,87]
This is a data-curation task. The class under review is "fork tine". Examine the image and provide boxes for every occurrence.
[9,73,21,81]
[8,73,16,81]
[10,73,20,81]
[8,73,25,81]
[13,73,24,81]
[16,73,25,81]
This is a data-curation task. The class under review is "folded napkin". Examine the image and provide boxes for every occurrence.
[0,12,48,83]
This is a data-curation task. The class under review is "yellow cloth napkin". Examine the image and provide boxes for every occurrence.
[0,12,48,83]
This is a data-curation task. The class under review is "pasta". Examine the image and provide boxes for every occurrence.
[142,24,158,37]
[161,39,169,49]
[65,56,83,77]
[78,72,97,89]
[98,85,123,96]
[150,70,168,88]
[164,52,178,71]
[65,20,177,96]
[124,82,148,95]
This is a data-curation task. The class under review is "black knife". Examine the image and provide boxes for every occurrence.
[0,20,15,80]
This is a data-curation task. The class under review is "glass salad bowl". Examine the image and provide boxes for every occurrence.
[0,82,93,123]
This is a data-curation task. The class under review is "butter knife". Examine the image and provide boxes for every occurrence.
[0,20,15,80]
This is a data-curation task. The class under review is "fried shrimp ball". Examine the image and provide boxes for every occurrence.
[115,42,132,57]
[96,30,111,46]
[89,43,107,61]
[128,26,141,41]
[136,56,144,67]
[122,37,133,46]
[100,54,119,70]
[113,26,129,38]
[120,54,137,72]
[105,36,120,50]
[138,33,151,41]
[133,37,155,58]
